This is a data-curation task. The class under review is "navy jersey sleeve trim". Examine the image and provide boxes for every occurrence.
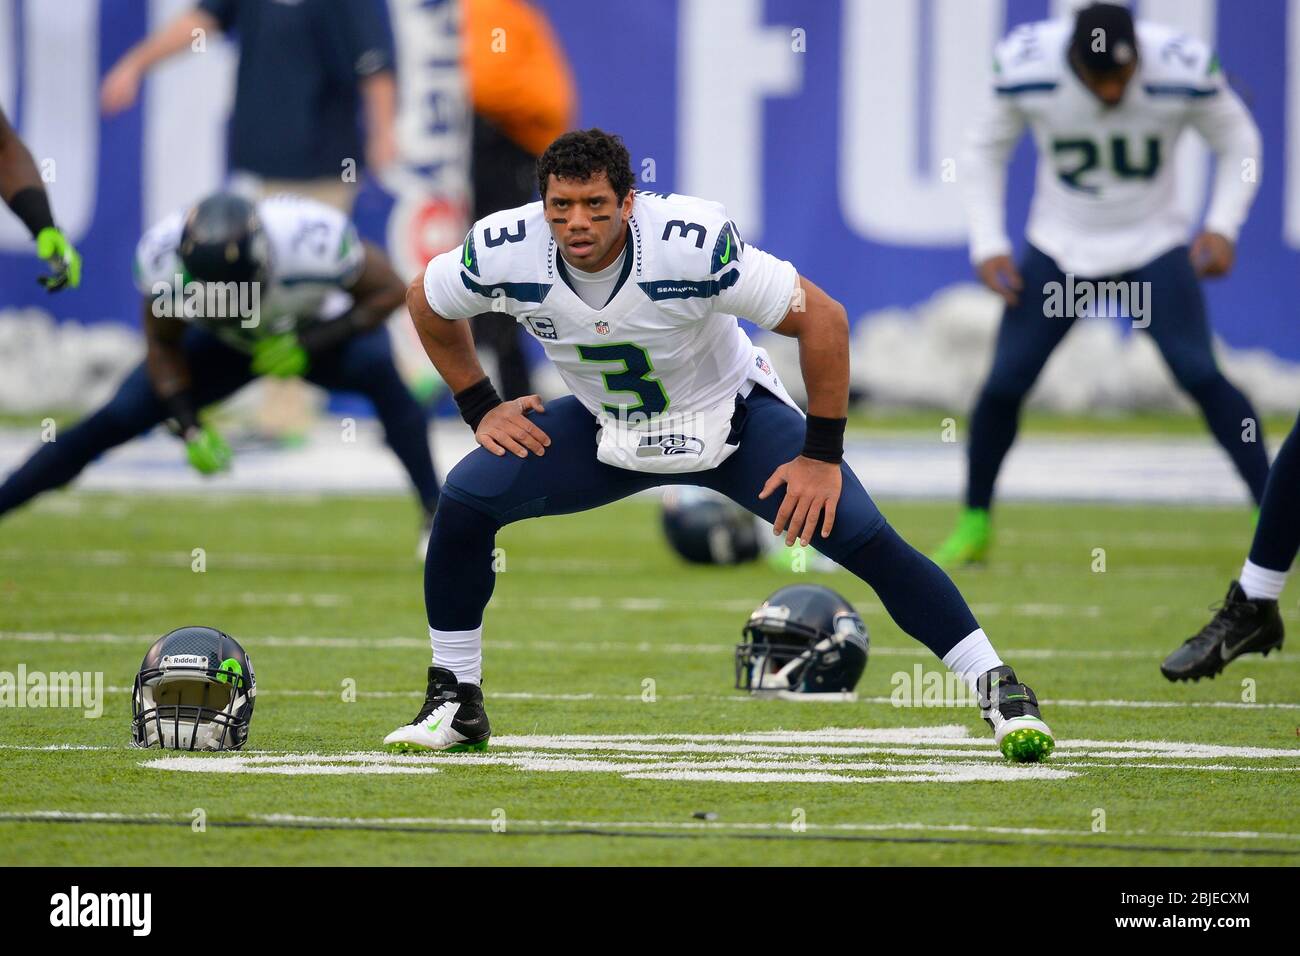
[637,268,740,302]
[1143,84,1219,98]
[460,273,553,304]
[994,81,1059,95]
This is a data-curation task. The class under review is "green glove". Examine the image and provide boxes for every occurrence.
[35,226,82,291]
[251,334,310,378]
[185,426,233,476]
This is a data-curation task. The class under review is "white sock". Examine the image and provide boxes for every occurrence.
[1239,560,1289,601]
[429,625,483,685]
[942,628,1004,691]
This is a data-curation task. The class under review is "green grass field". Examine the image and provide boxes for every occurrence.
[1,489,1298,866]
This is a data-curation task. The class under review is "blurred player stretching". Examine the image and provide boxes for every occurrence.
[934,3,1268,567]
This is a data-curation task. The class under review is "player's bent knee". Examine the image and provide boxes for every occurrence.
[442,450,543,525]
[429,494,502,548]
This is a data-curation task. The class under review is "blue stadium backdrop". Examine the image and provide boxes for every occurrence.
[1,0,1297,374]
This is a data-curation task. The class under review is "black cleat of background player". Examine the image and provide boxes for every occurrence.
[1161,581,1284,682]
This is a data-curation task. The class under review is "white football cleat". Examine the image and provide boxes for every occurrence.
[384,666,490,753]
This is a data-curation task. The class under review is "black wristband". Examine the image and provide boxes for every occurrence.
[454,377,503,432]
[801,414,847,464]
[8,187,55,239]
[162,390,201,438]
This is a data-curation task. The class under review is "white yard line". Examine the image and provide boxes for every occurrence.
[5,723,1297,790]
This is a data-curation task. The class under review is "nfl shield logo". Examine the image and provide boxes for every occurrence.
[594,320,610,335]
[755,354,771,375]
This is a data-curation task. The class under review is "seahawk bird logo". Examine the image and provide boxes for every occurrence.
[637,434,705,458]
[594,320,610,335]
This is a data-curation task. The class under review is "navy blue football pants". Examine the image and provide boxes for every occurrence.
[1249,410,1300,572]
[967,243,1270,509]
[0,326,440,516]
[427,387,980,659]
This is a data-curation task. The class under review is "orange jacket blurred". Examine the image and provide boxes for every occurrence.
[462,0,576,158]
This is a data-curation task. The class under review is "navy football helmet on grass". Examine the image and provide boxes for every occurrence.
[661,486,761,565]
[736,585,869,695]
[131,626,256,751]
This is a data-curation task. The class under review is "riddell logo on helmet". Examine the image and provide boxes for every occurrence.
[49,886,151,936]
[151,273,261,328]
[161,654,208,668]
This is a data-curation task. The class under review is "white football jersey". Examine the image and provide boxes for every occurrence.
[964,18,1261,276]
[422,191,799,420]
[133,194,366,352]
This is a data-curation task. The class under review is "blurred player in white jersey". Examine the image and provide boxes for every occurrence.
[933,2,1268,567]
[0,193,441,549]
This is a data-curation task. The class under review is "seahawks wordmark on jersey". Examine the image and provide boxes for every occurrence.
[133,194,366,353]
[964,18,1261,276]
[423,191,801,473]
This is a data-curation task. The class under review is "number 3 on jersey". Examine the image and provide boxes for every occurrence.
[577,343,670,416]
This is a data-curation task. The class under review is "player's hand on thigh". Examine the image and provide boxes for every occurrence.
[1190,231,1234,278]
[977,255,1023,307]
[760,456,843,546]
[476,395,552,458]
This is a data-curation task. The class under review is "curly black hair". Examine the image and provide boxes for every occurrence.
[536,128,634,201]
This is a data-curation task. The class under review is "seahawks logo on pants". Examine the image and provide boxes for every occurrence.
[637,434,705,458]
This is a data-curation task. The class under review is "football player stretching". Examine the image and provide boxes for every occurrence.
[933,3,1268,567]
[0,192,441,546]
[387,129,1054,761]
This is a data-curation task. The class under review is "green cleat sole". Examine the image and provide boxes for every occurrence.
[384,738,489,755]
[446,739,490,753]
[1000,728,1055,763]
